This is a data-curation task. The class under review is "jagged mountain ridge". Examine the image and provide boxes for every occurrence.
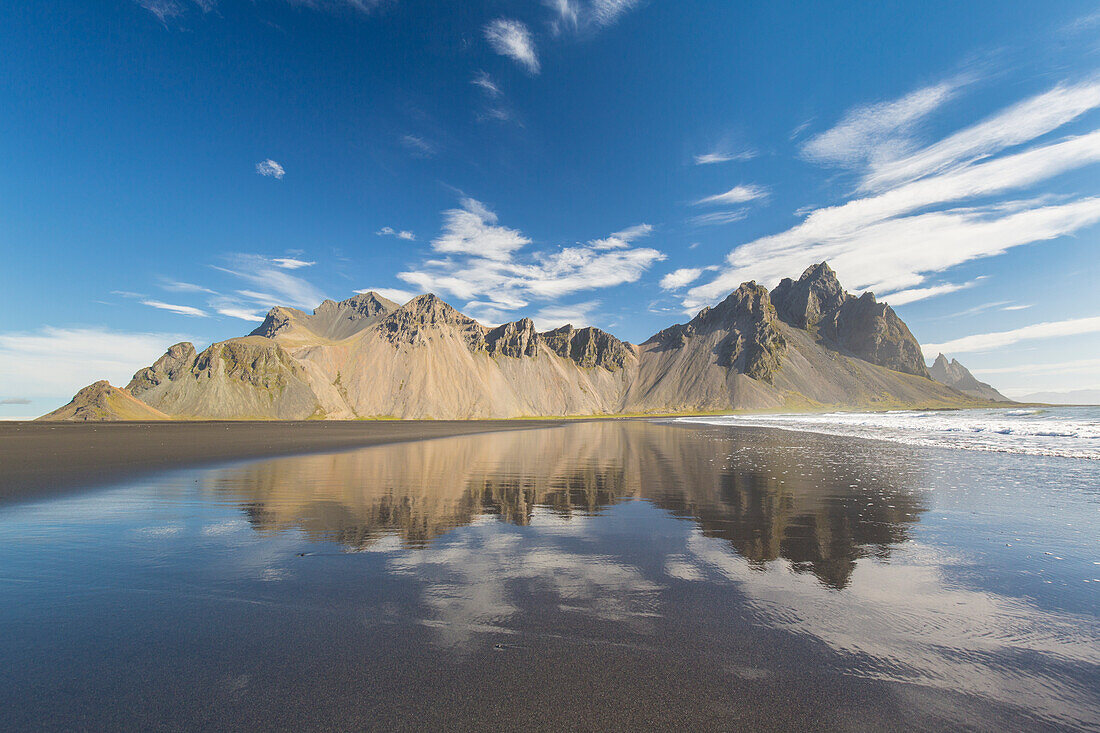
[770,263,929,377]
[929,353,1010,402]
[249,291,400,345]
[42,262,1007,420]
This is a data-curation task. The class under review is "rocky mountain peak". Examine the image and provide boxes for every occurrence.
[396,292,477,323]
[707,281,772,323]
[378,293,485,347]
[251,292,399,342]
[539,324,634,371]
[249,307,298,339]
[486,318,539,358]
[770,261,847,329]
[767,264,929,378]
[649,281,786,383]
[328,291,398,316]
[128,342,198,395]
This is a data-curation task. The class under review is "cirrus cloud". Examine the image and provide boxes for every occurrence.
[485,19,540,74]
[683,78,1100,315]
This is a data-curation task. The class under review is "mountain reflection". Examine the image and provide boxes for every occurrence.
[205,421,927,588]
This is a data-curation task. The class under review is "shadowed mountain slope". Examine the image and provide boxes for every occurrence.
[43,263,1006,420]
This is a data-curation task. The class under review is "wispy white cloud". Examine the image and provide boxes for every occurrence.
[470,71,517,124]
[1063,7,1100,34]
[689,197,1100,308]
[255,159,285,179]
[212,254,326,310]
[922,315,1100,356]
[689,209,750,227]
[465,298,602,330]
[659,268,704,290]
[355,287,416,304]
[547,0,642,34]
[801,79,964,170]
[377,226,416,241]
[272,257,315,269]
[694,184,768,206]
[216,307,265,322]
[531,301,600,331]
[694,148,756,165]
[588,223,653,250]
[861,79,1100,191]
[134,0,385,22]
[400,135,435,158]
[485,19,540,74]
[972,357,1100,376]
[684,78,1100,311]
[880,279,979,306]
[0,327,187,398]
[398,198,664,317]
[133,0,211,22]
[289,0,389,12]
[160,280,215,294]
[141,300,209,317]
[477,106,516,124]
[471,71,502,97]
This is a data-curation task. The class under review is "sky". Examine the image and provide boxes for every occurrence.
[2,0,1100,416]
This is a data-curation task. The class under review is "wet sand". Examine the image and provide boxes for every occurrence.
[1,420,1096,730]
[0,420,569,503]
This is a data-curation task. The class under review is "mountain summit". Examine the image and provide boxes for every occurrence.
[41,263,1008,420]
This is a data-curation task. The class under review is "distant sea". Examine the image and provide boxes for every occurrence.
[678,405,1100,460]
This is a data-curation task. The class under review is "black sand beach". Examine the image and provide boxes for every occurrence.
[0,420,568,503]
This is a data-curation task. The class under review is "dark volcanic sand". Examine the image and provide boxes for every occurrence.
[0,420,567,503]
[0,420,1097,731]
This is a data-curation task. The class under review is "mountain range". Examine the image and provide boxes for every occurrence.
[41,263,1008,420]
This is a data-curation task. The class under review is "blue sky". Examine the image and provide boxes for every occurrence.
[2,0,1100,414]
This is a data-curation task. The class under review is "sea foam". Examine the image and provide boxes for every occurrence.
[676,406,1100,460]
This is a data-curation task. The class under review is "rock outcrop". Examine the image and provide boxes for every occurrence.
[127,337,325,419]
[539,325,635,371]
[929,353,1010,402]
[486,319,539,358]
[771,263,929,377]
[37,381,169,421]
[770,262,847,330]
[43,262,1008,420]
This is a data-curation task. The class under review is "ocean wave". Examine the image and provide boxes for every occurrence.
[674,407,1100,460]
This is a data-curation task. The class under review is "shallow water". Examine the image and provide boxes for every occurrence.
[1,421,1097,730]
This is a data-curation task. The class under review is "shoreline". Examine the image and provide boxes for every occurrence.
[0,420,574,505]
[0,402,1060,505]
